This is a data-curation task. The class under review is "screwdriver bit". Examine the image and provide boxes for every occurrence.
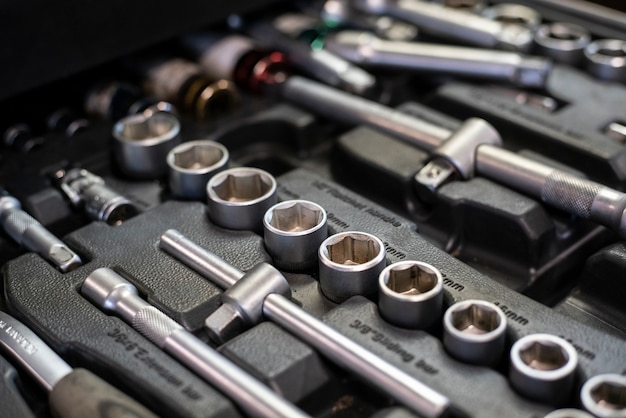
[0,190,82,272]
[0,311,157,418]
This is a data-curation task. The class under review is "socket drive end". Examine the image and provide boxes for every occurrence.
[48,244,83,273]
[204,303,245,345]
[580,374,626,418]
[515,57,552,88]
[318,231,386,303]
[378,261,443,329]
[207,167,278,231]
[414,159,458,203]
[263,200,328,270]
[509,333,578,405]
[442,300,507,366]
[82,268,138,313]
[167,140,229,200]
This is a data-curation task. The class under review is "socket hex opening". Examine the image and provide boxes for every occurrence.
[269,201,325,233]
[581,374,626,417]
[519,340,569,371]
[385,263,438,296]
[211,170,274,203]
[117,112,178,142]
[451,303,502,335]
[326,234,381,266]
[173,142,227,171]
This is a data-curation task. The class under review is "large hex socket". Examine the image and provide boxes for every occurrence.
[534,23,590,66]
[584,39,626,83]
[318,231,386,303]
[443,300,507,366]
[113,112,181,179]
[580,374,626,418]
[207,167,277,231]
[263,200,328,270]
[509,334,578,405]
[378,261,443,329]
[167,140,229,199]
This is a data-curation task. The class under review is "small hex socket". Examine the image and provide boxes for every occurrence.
[167,140,229,200]
[580,374,626,418]
[378,261,443,329]
[318,231,386,303]
[113,112,181,179]
[534,23,590,66]
[263,200,328,270]
[585,39,626,83]
[442,300,507,366]
[481,3,541,29]
[207,167,277,231]
[509,334,578,405]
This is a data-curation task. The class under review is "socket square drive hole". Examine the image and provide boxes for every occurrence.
[386,264,437,296]
[122,114,176,140]
[547,24,582,41]
[590,381,626,410]
[327,235,380,265]
[519,341,569,371]
[270,202,324,232]
[451,304,501,335]
[212,172,273,202]
[174,144,224,170]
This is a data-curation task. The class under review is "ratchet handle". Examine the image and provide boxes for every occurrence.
[49,368,158,418]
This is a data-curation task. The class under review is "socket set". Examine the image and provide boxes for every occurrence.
[1,1,626,417]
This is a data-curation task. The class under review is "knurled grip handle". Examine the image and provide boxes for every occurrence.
[541,171,602,219]
[131,306,182,347]
[49,368,158,418]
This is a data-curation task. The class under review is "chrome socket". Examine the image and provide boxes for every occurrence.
[584,39,626,83]
[509,333,578,405]
[167,140,229,200]
[318,231,386,303]
[534,23,590,66]
[206,167,277,231]
[442,300,507,366]
[378,261,443,329]
[481,3,541,29]
[580,374,626,418]
[113,112,181,179]
[263,200,328,270]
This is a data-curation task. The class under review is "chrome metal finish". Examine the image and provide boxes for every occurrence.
[81,268,309,418]
[509,334,578,404]
[318,231,387,303]
[324,31,551,88]
[544,409,594,418]
[352,0,533,52]
[167,140,229,200]
[113,112,182,179]
[58,168,139,226]
[0,192,82,272]
[263,200,328,270]
[481,4,541,29]
[207,167,277,230]
[158,230,452,418]
[378,261,443,329]
[442,300,507,366]
[584,39,626,83]
[605,122,626,144]
[281,75,626,237]
[0,311,72,392]
[534,23,590,65]
[580,374,626,418]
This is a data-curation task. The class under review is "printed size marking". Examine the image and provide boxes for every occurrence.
[442,276,465,292]
[312,181,368,210]
[327,212,350,229]
[107,328,202,400]
[350,320,414,363]
[278,185,301,200]
[493,302,529,326]
[365,208,402,227]
[559,336,596,361]
[383,242,406,260]
[0,321,37,355]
